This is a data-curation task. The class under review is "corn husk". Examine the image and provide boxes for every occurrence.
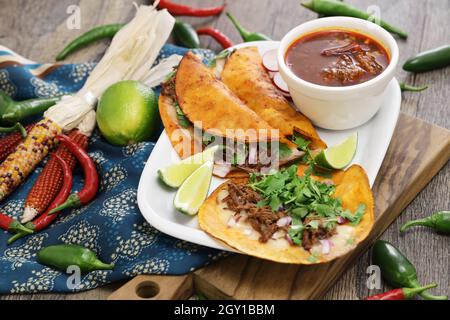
[45,4,175,131]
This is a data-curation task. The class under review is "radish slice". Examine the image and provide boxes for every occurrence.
[273,72,289,93]
[262,49,279,72]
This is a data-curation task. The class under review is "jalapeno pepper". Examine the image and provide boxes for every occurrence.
[2,96,61,124]
[301,0,408,39]
[37,244,114,274]
[365,283,437,300]
[56,24,124,61]
[226,12,271,42]
[173,21,200,49]
[400,211,450,234]
[49,134,98,214]
[403,45,450,73]
[0,90,60,125]
[372,240,448,300]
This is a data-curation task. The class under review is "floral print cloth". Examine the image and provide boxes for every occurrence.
[0,44,226,294]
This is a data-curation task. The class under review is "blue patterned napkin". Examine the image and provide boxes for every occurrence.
[0,44,227,294]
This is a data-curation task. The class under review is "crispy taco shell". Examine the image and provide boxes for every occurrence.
[175,52,277,143]
[221,47,326,150]
[199,164,374,264]
[159,91,252,179]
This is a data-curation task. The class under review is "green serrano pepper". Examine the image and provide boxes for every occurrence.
[372,240,448,300]
[403,45,450,73]
[56,24,124,61]
[226,12,271,42]
[1,94,61,124]
[301,0,408,39]
[173,21,200,49]
[400,211,450,234]
[37,244,114,274]
[399,83,428,92]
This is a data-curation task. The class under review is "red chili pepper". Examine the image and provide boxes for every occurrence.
[158,0,225,17]
[197,27,234,49]
[7,153,73,245]
[0,213,33,234]
[365,283,437,300]
[49,134,98,215]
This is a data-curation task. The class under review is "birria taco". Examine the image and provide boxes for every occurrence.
[159,52,303,178]
[219,47,326,150]
[198,164,374,264]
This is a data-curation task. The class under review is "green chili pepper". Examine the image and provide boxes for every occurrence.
[37,244,114,274]
[173,21,200,49]
[0,90,13,116]
[372,240,448,300]
[400,83,428,92]
[403,45,450,73]
[1,95,61,124]
[226,12,271,42]
[400,211,450,234]
[0,122,27,138]
[301,0,408,39]
[56,24,124,61]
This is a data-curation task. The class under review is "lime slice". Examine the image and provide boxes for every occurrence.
[174,161,214,216]
[158,146,218,188]
[314,132,358,170]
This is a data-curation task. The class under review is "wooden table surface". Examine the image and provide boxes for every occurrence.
[0,0,448,300]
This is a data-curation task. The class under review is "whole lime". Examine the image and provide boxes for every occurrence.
[97,80,158,146]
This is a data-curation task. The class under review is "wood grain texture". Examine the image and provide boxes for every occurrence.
[0,0,448,300]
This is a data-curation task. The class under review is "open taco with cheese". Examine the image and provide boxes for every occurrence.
[198,163,374,264]
[219,46,326,150]
[159,52,304,178]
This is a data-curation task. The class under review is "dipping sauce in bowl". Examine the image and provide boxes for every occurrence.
[285,29,390,87]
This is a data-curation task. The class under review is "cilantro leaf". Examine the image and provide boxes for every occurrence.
[292,135,310,151]
[175,103,191,128]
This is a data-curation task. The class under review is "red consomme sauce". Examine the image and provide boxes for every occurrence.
[285,29,390,87]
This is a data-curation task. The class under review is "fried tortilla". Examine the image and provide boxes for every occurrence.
[221,47,327,150]
[175,52,277,143]
[199,164,374,264]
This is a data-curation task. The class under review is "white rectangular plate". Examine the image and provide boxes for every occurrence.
[137,42,401,252]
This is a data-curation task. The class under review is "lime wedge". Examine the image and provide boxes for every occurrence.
[314,132,358,170]
[158,146,218,188]
[174,161,214,216]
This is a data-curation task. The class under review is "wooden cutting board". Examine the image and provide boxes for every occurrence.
[109,113,450,300]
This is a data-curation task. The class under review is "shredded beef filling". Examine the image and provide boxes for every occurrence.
[161,75,176,100]
[223,182,288,243]
[223,182,337,250]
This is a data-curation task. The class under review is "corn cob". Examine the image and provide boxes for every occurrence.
[0,119,61,202]
[0,124,34,163]
[21,129,89,223]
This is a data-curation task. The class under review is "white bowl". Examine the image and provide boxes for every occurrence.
[277,17,399,130]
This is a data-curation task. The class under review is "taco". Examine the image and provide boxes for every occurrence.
[159,52,303,178]
[198,164,374,264]
[220,47,327,150]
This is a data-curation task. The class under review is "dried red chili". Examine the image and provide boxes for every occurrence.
[49,134,98,215]
[365,283,437,300]
[197,27,233,49]
[158,0,225,17]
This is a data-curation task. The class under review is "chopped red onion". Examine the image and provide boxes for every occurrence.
[285,234,294,245]
[213,164,232,177]
[320,239,331,255]
[337,216,346,224]
[276,216,292,227]
[227,216,237,228]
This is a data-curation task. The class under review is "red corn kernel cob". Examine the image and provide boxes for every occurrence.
[21,129,88,223]
[0,124,34,163]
